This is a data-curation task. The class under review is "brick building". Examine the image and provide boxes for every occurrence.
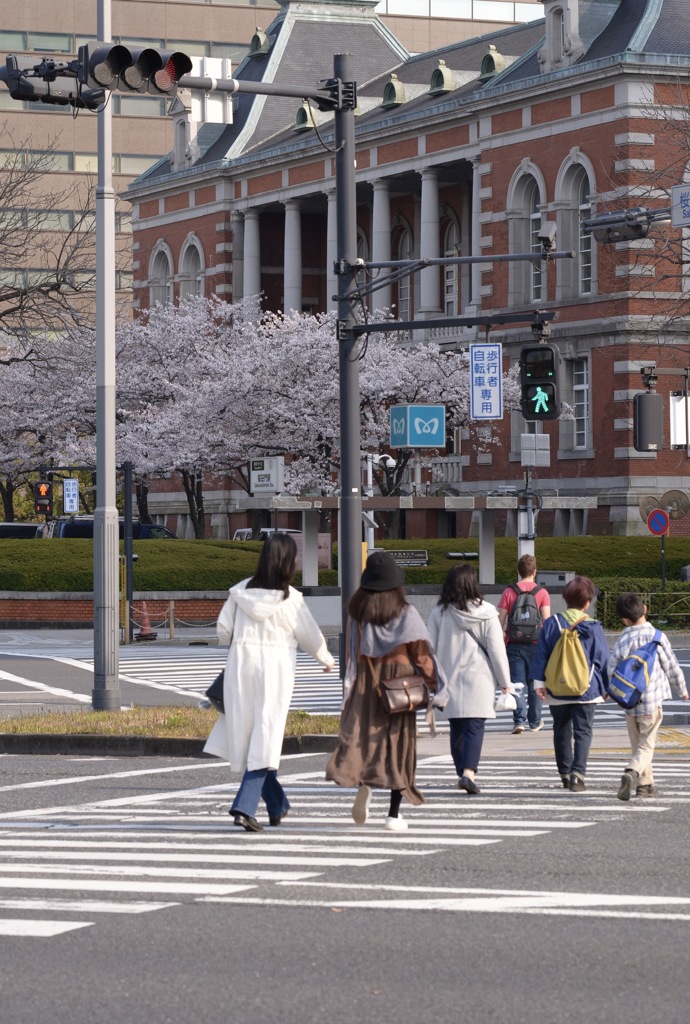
[128,0,690,539]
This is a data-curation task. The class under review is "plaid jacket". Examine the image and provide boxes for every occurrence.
[608,623,688,716]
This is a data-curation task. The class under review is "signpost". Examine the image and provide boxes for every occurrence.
[646,507,670,591]
[469,342,503,420]
[63,478,79,514]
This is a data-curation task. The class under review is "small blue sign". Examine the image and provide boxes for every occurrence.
[470,342,503,420]
[390,405,446,448]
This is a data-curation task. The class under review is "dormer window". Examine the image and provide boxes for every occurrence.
[249,28,271,57]
[537,0,584,73]
[479,45,506,83]
[429,60,455,97]
[382,73,405,109]
[293,101,313,133]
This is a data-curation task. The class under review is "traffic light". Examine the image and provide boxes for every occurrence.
[0,55,103,110]
[633,391,664,452]
[519,343,560,421]
[78,43,192,95]
[34,480,53,517]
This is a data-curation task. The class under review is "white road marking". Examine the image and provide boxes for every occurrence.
[0,850,390,868]
[0,863,326,881]
[0,918,93,936]
[0,669,91,703]
[0,878,257,895]
[0,897,177,914]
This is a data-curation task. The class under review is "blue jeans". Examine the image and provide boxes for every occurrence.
[507,643,542,728]
[230,768,291,820]
[549,703,596,778]
[448,718,486,775]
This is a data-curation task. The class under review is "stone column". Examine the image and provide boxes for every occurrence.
[371,179,392,312]
[419,168,441,316]
[243,208,261,301]
[283,199,302,312]
[231,209,244,302]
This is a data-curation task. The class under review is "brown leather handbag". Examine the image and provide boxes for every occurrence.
[365,655,429,715]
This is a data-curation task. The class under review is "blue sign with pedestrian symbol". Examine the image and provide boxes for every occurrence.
[390,405,446,448]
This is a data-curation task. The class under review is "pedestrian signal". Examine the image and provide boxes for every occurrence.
[519,344,560,421]
[34,480,53,517]
[633,392,664,452]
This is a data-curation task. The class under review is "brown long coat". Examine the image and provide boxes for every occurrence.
[325,640,436,805]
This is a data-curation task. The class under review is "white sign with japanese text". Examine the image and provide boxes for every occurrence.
[63,478,79,514]
[250,457,285,494]
[671,184,690,228]
[469,342,503,420]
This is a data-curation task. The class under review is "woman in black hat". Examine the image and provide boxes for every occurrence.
[326,551,447,830]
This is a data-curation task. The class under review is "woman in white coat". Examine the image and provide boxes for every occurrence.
[204,533,334,831]
[427,564,512,795]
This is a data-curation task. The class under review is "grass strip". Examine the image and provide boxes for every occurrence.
[0,706,341,739]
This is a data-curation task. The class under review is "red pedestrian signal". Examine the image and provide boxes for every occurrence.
[34,480,53,517]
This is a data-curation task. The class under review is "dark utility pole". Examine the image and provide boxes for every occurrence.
[333,53,362,650]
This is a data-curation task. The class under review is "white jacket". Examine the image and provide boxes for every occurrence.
[427,600,511,719]
[203,580,334,771]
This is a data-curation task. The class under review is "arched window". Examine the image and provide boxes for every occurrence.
[555,159,595,299]
[443,218,460,316]
[578,173,593,295]
[180,241,204,299]
[529,180,543,302]
[149,247,173,307]
[395,224,413,323]
[507,168,546,306]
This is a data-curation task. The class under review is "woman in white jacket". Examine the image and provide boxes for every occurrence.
[204,533,334,831]
[427,564,512,795]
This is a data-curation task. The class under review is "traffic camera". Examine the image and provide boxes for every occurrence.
[0,55,103,110]
[34,480,53,517]
[519,344,560,421]
[78,42,192,94]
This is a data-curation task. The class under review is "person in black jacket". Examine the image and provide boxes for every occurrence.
[530,576,610,792]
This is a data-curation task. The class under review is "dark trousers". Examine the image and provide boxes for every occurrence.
[549,703,596,778]
[448,718,486,776]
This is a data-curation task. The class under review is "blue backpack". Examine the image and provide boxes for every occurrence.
[607,630,662,709]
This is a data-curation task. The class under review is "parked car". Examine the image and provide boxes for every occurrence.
[233,527,301,541]
[0,522,44,539]
[43,516,176,539]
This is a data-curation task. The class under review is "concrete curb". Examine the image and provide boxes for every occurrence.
[0,732,340,758]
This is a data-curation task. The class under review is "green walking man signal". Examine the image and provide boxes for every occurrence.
[519,344,561,421]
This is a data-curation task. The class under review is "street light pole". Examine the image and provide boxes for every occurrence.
[92,0,121,709]
[333,53,362,657]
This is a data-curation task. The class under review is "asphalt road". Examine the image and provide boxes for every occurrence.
[2,744,690,1023]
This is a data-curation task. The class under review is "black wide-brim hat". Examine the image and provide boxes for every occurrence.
[360,551,404,591]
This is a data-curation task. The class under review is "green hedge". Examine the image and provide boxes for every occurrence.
[1,535,689,597]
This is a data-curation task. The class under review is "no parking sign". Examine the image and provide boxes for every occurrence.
[647,508,669,536]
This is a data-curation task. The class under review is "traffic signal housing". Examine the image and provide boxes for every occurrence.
[34,480,53,517]
[519,343,560,421]
[633,391,664,452]
[78,43,192,94]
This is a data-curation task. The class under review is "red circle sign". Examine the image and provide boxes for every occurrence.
[647,508,670,536]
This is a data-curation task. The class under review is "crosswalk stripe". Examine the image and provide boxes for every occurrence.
[0,863,327,880]
[0,897,177,914]
[0,878,258,895]
[0,919,93,937]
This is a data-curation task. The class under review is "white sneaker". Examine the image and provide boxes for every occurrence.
[352,784,372,825]
[529,721,544,732]
[512,724,525,735]
[384,815,408,832]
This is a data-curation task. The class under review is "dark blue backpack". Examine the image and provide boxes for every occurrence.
[607,630,662,709]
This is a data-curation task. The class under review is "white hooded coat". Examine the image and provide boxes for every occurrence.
[427,599,511,719]
[203,580,334,771]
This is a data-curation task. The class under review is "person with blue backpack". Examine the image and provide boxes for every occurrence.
[531,576,610,792]
[608,593,688,801]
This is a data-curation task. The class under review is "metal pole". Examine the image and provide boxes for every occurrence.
[123,460,134,643]
[92,0,121,709]
[334,53,361,670]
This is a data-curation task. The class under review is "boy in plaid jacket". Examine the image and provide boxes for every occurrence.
[609,593,688,801]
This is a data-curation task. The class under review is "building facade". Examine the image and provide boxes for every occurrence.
[127,0,690,538]
[0,2,542,314]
